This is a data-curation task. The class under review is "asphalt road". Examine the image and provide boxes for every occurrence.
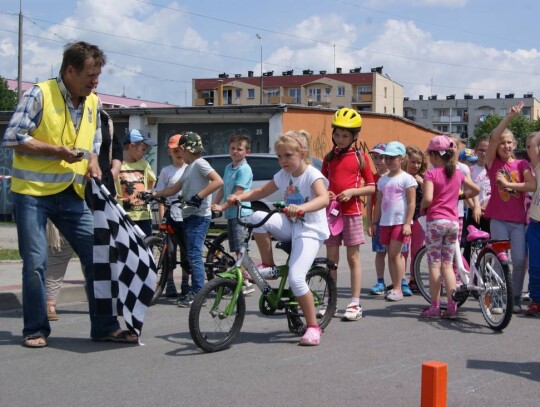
[1,243,538,407]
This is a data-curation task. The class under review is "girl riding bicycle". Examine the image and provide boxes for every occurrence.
[420,135,479,319]
[228,130,330,346]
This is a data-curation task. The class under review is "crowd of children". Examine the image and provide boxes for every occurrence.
[151,105,540,345]
[111,102,540,347]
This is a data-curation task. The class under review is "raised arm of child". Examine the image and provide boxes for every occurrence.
[486,101,524,168]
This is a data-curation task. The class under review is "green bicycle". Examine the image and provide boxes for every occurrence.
[188,202,338,352]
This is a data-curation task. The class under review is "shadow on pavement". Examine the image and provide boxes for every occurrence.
[467,359,540,382]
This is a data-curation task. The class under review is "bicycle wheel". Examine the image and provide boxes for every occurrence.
[287,266,338,334]
[413,246,431,304]
[205,231,235,280]
[412,245,467,309]
[476,249,513,331]
[144,235,168,305]
[188,277,246,352]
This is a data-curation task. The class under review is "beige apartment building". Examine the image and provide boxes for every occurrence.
[192,67,403,115]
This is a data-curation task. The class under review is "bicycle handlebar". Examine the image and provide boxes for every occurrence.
[137,191,189,208]
[138,191,222,219]
[235,201,304,229]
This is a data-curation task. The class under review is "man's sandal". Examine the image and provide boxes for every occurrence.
[92,330,138,344]
[22,335,48,348]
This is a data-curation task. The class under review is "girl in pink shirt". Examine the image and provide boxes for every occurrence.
[420,136,479,319]
[485,102,536,313]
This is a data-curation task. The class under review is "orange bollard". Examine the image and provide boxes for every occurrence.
[421,361,447,407]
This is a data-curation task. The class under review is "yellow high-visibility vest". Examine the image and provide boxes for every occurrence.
[11,79,98,198]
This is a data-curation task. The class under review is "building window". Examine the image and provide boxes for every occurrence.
[357,85,371,101]
[288,88,301,103]
[247,89,255,99]
[325,87,331,96]
[201,90,214,105]
[337,86,345,97]
[308,88,322,102]
[384,87,387,98]
[235,89,241,99]
[421,109,428,119]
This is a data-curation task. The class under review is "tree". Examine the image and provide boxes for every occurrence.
[0,76,17,111]
[472,112,534,148]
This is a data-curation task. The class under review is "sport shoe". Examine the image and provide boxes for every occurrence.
[177,290,190,302]
[316,304,338,318]
[491,306,503,315]
[369,282,386,295]
[177,291,195,308]
[242,282,255,296]
[401,282,413,297]
[257,264,279,280]
[165,281,178,297]
[408,280,420,294]
[513,297,522,314]
[385,290,403,302]
[525,302,540,316]
[522,292,532,303]
[342,302,363,321]
[299,326,322,346]
[420,305,441,318]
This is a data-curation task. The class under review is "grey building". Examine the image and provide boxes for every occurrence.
[403,92,540,144]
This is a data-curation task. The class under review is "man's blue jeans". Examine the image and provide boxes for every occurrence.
[12,188,120,339]
[183,215,211,294]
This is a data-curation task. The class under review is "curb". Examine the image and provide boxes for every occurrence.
[0,282,87,312]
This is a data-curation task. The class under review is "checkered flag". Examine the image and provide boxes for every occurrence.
[92,179,157,337]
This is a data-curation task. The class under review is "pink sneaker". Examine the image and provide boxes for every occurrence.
[299,326,322,346]
[420,306,441,318]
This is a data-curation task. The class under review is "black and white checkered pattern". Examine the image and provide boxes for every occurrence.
[92,179,157,337]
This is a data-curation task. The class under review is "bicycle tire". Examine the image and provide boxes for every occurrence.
[287,266,338,334]
[205,231,235,280]
[476,249,513,331]
[188,277,246,352]
[412,245,467,309]
[144,235,168,305]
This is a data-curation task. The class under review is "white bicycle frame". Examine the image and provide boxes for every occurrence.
[418,215,508,296]
[454,237,509,295]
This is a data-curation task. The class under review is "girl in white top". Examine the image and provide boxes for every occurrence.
[228,130,330,346]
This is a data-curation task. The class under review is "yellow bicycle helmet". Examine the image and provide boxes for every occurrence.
[332,107,362,129]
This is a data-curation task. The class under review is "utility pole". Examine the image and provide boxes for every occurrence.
[256,33,263,105]
[17,0,23,101]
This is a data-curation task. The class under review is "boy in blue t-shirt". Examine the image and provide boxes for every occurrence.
[212,133,255,295]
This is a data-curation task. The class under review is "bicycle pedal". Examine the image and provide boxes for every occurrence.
[452,289,469,302]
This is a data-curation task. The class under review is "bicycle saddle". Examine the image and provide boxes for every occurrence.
[466,225,490,241]
[276,241,292,254]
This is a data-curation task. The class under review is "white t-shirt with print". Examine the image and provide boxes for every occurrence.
[377,171,417,226]
[273,165,330,241]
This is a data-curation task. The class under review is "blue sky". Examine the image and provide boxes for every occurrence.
[1,0,539,106]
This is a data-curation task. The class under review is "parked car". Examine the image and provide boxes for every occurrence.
[205,153,323,221]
